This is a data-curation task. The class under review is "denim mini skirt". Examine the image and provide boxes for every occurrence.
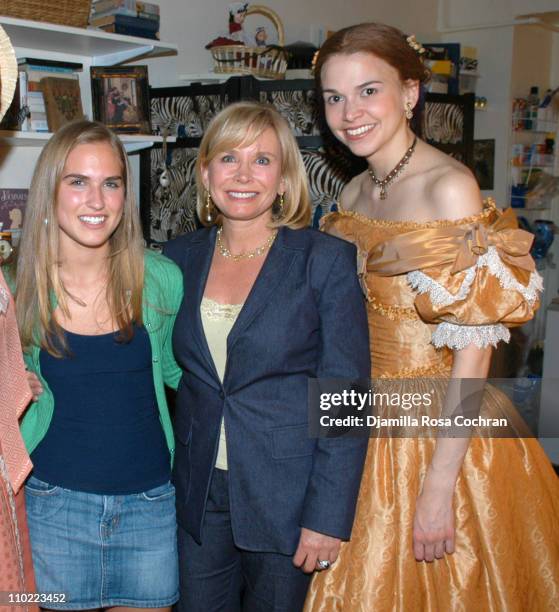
[25,476,179,610]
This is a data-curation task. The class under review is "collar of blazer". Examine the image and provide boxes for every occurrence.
[183,225,306,384]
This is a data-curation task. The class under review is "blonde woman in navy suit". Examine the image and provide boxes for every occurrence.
[164,101,370,612]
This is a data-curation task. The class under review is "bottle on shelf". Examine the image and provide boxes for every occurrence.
[525,86,539,130]
[545,133,555,155]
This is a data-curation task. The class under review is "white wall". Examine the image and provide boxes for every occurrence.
[441,0,559,28]
[552,28,559,85]
[437,26,515,204]
[511,24,553,98]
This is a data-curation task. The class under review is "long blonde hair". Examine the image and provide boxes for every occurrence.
[196,101,311,229]
[16,120,145,355]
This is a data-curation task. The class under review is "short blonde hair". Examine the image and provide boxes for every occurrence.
[196,101,311,229]
[16,120,144,355]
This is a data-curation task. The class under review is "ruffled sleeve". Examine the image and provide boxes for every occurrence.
[367,206,543,350]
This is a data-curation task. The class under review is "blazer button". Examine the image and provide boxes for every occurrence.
[219,390,225,399]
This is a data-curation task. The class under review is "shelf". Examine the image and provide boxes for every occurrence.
[513,129,554,135]
[513,165,554,169]
[0,130,175,152]
[510,195,550,206]
[179,72,285,83]
[0,16,177,65]
[511,207,553,219]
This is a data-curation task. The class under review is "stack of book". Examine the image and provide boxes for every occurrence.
[89,0,160,40]
[17,59,82,132]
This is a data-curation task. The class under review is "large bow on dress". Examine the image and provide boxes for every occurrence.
[367,207,535,281]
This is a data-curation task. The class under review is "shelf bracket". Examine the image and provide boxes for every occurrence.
[92,45,155,66]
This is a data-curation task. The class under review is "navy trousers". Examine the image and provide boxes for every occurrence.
[176,469,312,612]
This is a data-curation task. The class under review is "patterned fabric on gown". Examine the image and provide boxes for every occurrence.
[304,201,559,612]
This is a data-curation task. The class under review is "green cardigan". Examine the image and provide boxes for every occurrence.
[18,249,184,459]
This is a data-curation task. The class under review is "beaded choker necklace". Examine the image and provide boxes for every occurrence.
[216,226,277,262]
[368,137,417,200]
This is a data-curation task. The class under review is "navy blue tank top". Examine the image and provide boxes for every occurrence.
[32,326,170,494]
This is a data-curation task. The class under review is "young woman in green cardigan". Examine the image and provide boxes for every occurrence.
[12,120,183,612]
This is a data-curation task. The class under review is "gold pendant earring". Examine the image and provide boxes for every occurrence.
[278,193,284,217]
[273,193,285,219]
[405,102,414,120]
[205,192,215,224]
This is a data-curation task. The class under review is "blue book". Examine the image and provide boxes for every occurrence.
[93,14,159,32]
[100,23,159,40]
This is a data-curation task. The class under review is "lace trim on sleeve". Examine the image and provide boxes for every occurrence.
[432,321,510,350]
[0,286,9,315]
[407,267,476,307]
[407,246,543,308]
[481,246,542,306]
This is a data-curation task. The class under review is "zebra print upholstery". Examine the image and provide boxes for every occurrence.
[258,89,321,136]
[422,100,464,144]
[151,94,228,138]
[149,147,199,242]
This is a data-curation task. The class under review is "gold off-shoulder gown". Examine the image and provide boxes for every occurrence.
[304,202,559,612]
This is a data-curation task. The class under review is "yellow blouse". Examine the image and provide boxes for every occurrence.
[200,297,243,470]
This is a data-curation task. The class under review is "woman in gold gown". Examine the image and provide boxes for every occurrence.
[305,22,559,611]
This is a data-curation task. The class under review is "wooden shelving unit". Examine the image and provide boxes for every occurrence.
[0,16,178,152]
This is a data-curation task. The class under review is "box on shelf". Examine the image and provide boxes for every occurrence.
[90,0,159,18]
[91,14,160,39]
[424,59,452,94]
[0,0,92,28]
[422,43,460,95]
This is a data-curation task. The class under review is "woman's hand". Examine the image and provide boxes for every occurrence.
[26,371,43,402]
[413,481,455,562]
[293,527,341,573]
[412,344,492,563]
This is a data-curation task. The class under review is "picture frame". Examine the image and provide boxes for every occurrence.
[91,65,150,133]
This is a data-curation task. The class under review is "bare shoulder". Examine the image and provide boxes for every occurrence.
[426,155,482,220]
[338,171,367,212]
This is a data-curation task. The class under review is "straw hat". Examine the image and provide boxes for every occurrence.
[0,25,17,122]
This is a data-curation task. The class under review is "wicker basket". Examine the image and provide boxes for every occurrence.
[210,5,288,80]
[0,0,92,28]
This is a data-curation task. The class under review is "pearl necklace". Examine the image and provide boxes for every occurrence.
[216,226,277,262]
[368,137,417,200]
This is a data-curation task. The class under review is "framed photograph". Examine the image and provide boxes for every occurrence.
[91,66,150,133]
